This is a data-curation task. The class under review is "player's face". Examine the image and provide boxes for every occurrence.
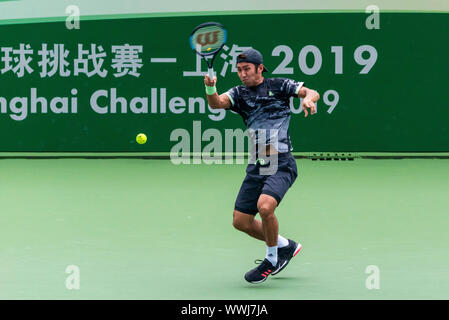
[237,62,263,87]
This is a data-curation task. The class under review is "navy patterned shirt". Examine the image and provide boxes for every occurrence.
[224,77,304,153]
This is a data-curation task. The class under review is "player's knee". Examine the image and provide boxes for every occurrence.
[232,211,250,231]
[232,218,247,231]
[257,203,275,218]
[257,195,277,218]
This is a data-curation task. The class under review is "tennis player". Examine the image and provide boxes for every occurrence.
[204,48,319,284]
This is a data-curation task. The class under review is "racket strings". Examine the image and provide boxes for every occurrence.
[191,26,226,55]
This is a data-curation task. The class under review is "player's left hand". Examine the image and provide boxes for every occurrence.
[302,98,317,117]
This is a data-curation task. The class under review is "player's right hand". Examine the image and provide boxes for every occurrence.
[204,74,217,87]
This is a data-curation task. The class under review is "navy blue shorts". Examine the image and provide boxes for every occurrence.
[234,152,298,215]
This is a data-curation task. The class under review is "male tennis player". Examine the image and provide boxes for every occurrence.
[204,48,319,284]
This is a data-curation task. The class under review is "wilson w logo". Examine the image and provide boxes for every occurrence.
[196,31,220,46]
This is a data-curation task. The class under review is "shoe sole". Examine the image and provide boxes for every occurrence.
[271,243,302,276]
[245,264,282,284]
[246,277,268,284]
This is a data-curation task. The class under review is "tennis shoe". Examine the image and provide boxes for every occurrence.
[271,240,302,276]
[244,258,280,284]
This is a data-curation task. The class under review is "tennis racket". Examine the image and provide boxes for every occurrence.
[189,22,227,80]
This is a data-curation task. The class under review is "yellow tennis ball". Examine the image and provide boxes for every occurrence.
[136,133,147,144]
[207,47,211,51]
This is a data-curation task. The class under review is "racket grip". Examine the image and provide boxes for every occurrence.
[208,68,214,81]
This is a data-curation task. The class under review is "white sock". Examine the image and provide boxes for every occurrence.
[278,235,289,248]
[266,245,278,266]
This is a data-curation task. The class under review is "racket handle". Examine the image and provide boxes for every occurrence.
[208,68,214,81]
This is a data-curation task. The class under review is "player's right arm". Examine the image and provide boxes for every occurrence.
[204,74,232,109]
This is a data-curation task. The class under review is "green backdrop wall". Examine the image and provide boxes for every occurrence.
[0,12,447,152]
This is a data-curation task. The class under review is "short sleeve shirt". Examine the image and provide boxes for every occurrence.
[224,78,304,153]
